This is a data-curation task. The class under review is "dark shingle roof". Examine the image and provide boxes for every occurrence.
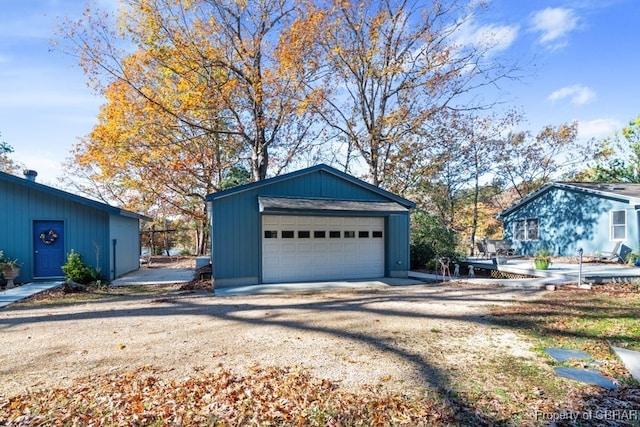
[557,182,640,199]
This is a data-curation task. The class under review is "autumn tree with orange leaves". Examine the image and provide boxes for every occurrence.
[63,75,235,254]
[57,0,329,252]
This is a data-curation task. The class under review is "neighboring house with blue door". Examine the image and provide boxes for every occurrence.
[206,164,415,288]
[0,170,149,284]
[497,182,640,258]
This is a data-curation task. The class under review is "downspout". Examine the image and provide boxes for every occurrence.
[112,239,117,280]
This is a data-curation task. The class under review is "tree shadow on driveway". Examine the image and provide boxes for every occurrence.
[1,283,553,424]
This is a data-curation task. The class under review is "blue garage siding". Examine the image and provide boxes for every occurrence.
[208,165,414,287]
[503,186,637,257]
[386,214,410,277]
[210,194,262,286]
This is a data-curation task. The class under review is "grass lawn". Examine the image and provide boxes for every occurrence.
[1,282,639,426]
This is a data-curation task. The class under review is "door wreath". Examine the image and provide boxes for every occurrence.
[40,230,58,245]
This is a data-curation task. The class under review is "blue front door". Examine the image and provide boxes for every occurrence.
[34,220,65,278]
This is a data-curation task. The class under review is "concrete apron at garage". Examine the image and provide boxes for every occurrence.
[1,270,427,307]
[214,277,426,296]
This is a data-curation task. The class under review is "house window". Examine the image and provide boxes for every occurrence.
[314,231,326,238]
[282,230,294,238]
[514,218,539,241]
[264,230,277,238]
[344,231,355,238]
[526,218,539,241]
[329,231,340,238]
[298,231,310,238]
[372,231,383,238]
[611,210,626,240]
[358,231,369,238]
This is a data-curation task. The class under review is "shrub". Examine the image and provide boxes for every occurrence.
[61,250,103,284]
[410,241,436,270]
[410,210,460,270]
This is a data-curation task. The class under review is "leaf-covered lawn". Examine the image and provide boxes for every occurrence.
[1,366,456,426]
[490,284,640,426]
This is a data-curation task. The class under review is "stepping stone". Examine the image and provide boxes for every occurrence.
[554,367,617,390]
[612,346,640,382]
[544,348,591,363]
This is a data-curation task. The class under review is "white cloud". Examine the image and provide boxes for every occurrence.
[455,17,519,55]
[578,118,621,140]
[530,7,578,50]
[547,85,596,105]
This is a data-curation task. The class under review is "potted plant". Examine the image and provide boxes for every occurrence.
[533,248,552,270]
[0,251,21,289]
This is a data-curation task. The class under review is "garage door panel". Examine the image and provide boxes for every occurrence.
[262,215,384,283]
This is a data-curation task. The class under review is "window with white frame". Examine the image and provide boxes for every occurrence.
[610,210,626,240]
[513,218,539,241]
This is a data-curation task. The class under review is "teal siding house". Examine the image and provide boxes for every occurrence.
[497,182,640,259]
[206,164,415,288]
[0,170,149,283]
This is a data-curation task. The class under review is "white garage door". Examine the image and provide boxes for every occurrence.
[262,215,384,283]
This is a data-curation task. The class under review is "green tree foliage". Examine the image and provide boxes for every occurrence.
[410,210,459,270]
[577,116,640,182]
[220,166,251,190]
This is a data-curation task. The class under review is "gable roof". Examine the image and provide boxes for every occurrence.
[206,164,416,209]
[497,182,640,220]
[0,171,150,220]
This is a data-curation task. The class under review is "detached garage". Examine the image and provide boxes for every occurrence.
[206,164,415,288]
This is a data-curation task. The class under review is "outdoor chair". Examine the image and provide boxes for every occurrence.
[598,241,622,262]
[495,240,515,256]
[485,242,497,258]
[476,242,488,258]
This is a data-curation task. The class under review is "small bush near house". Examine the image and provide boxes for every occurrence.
[61,250,103,285]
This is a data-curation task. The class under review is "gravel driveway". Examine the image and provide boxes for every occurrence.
[0,282,544,398]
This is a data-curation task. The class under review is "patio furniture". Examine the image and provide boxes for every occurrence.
[598,241,622,262]
[476,242,488,258]
[485,242,497,258]
[495,240,515,256]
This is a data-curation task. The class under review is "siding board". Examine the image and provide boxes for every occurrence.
[1,171,146,283]
[208,165,414,287]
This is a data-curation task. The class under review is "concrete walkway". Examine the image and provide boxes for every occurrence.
[110,267,195,286]
[408,271,563,288]
[470,257,640,284]
[0,281,62,308]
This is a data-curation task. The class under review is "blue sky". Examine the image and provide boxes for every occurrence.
[0,0,638,186]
